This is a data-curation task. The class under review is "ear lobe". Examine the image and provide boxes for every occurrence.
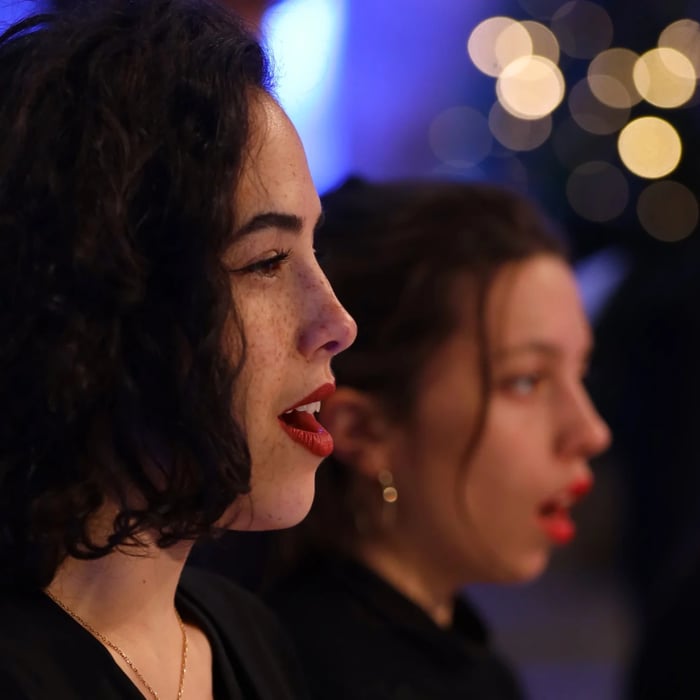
[320,387,391,477]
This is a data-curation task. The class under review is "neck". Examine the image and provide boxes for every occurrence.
[46,537,195,700]
[47,536,191,629]
[353,540,456,628]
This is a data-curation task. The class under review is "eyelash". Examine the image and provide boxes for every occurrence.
[237,249,291,277]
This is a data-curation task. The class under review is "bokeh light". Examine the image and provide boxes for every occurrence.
[587,48,642,109]
[551,1,614,60]
[569,78,630,135]
[659,19,700,75]
[566,161,629,222]
[617,117,683,179]
[618,116,682,179]
[467,17,532,78]
[521,20,560,63]
[488,102,552,151]
[637,180,699,241]
[429,106,493,167]
[496,55,565,119]
[633,48,696,108]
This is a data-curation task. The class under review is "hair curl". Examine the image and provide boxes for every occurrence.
[0,0,270,587]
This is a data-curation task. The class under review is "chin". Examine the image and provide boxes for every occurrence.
[510,551,551,583]
[485,550,550,585]
[229,476,317,531]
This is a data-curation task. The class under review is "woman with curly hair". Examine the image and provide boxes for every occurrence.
[0,1,355,698]
[266,177,611,699]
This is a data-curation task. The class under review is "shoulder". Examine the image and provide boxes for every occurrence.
[265,555,369,638]
[266,557,401,697]
[180,565,273,617]
[267,561,526,700]
[179,565,294,650]
[179,565,309,699]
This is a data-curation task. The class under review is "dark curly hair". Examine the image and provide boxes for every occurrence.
[0,0,271,587]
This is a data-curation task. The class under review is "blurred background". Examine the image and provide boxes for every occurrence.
[8,0,700,697]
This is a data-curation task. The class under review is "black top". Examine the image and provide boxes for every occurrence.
[0,566,308,699]
[267,555,525,700]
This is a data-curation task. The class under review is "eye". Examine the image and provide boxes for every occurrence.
[502,374,542,396]
[235,249,291,277]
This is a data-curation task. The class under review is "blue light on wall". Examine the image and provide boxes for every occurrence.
[0,0,39,27]
[262,0,503,191]
[262,0,348,193]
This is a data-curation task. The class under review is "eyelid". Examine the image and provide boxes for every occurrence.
[229,249,291,275]
[497,371,544,396]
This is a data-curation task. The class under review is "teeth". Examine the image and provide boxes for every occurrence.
[285,401,321,415]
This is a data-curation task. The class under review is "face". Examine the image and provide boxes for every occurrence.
[223,94,356,530]
[388,255,611,587]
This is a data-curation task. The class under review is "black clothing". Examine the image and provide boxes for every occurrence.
[267,555,525,700]
[626,553,700,700]
[0,566,307,699]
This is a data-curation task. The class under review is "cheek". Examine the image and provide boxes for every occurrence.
[412,392,479,465]
[229,296,292,424]
[463,423,542,515]
[239,289,298,368]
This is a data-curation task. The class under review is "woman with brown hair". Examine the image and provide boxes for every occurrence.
[267,176,611,699]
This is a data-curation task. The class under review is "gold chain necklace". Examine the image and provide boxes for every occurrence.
[45,589,188,700]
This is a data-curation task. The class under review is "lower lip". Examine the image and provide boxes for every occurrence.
[278,417,334,458]
[538,509,576,546]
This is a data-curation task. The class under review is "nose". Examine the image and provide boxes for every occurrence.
[298,264,357,360]
[556,383,612,460]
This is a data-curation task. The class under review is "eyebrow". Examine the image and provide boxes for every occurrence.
[235,210,325,238]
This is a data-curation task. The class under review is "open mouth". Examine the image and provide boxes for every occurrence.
[537,478,592,546]
[279,401,322,432]
[537,498,575,545]
[278,385,335,458]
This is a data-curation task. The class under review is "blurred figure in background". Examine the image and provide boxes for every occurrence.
[264,177,612,700]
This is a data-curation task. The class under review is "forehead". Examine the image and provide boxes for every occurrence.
[234,92,318,224]
[485,254,591,354]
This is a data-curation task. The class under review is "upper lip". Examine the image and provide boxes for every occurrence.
[568,476,593,501]
[539,476,593,512]
[280,382,336,414]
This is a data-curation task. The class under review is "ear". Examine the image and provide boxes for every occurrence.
[320,387,393,478]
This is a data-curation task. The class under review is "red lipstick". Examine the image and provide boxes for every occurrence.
[538,507,576,545]
[537,475,594,546]
[569,477,593,499]
[278,383,335,458]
